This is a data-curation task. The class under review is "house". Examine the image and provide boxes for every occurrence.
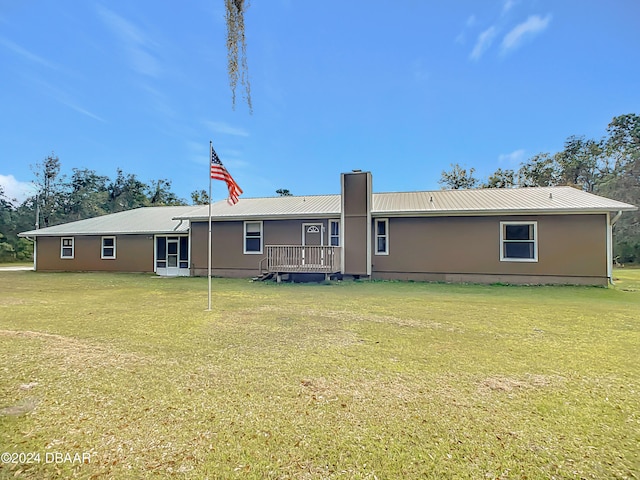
[19,171,637,285]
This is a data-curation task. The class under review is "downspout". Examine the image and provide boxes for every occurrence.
[607,210,623,285]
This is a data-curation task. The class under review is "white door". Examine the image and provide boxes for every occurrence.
[166,238,180,276]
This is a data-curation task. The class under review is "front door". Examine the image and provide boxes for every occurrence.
[302,223,323,266]
[166,238,179,276]
[155,236,190,276]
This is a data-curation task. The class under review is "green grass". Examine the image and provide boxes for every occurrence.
[0,271,638,479]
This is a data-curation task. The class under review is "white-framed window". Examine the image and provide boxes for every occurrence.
[244,221,263,254]
[329,220,340,246]
[61,237,74,259]
[375,218,389,255]
[500,221,538,262]
[101,236,116,259]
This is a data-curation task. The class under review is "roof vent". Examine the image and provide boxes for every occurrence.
[352,169,362,173]
[429,196,433,202]
[549,192,553,199]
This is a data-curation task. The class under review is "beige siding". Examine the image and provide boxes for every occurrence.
[191,219,333,276]
[36,235,153,272]
[371,214,608,284]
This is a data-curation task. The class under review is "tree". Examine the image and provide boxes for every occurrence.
[107,169,150,212]
[0,186,16,261]
[438,163,479,190]
[0,186,33,261]
[599,114,640,262]
[517,153,558,187]
[276,188,292,196]
[191,189,210,205]
[32,153,65,227]
[225,0,252,113]
[148,179,187,206]
[483,168,516,188]
[65,168,110,220]
[554,135,602,192]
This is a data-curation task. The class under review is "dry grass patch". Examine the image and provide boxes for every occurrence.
[477,374,565,393]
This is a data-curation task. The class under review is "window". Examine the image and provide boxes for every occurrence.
[101,236,116,259]
[61,237,74,259]
[329,220,340,246]
[500,222,537,262]
[179,237,189,268]
[244,221,263,254]
[375,219,389,255]
[156,237,167,269]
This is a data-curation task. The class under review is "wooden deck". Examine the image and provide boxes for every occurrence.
[260,245,341,275]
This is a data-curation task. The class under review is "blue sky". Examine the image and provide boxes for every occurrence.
[1,0,639,204]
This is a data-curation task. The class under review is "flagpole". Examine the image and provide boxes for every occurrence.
[207,141,213,311]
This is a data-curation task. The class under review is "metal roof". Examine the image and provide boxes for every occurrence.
[372,187,637,215]
[19,187,636,237]
[175,195,341,220]
[19,206,195,237]
[179,186,636,221]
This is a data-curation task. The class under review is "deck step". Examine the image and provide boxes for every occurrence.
[252,272,275,282]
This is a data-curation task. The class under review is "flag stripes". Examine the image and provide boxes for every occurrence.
[210,144,243,205]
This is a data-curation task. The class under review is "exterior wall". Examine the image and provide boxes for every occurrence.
[35,235,154,272]
[191,218,334,277]
[371,214,608,285]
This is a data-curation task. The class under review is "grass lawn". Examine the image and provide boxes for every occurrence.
[0,270,638,479]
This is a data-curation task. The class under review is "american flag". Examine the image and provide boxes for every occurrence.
[210,144,243,205]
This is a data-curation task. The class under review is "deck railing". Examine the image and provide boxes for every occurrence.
[262,245,341,273]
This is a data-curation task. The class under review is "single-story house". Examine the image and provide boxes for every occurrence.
[19,170,637,285]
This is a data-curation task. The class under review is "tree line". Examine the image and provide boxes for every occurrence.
[0,156,213,262]
[438,113,639,263]
[2,114,638,263]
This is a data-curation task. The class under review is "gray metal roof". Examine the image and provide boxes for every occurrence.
[372,187,637,215]
[19,187,636,237]
[19,206,195,237]
[179,186,636,221]
[175,195,341,220]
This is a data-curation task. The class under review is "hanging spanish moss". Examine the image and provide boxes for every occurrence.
[225,0,252,113]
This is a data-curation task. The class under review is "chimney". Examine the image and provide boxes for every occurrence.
[340,171,372,276]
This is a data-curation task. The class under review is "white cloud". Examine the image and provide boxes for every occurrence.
[0,37,58,70]
[0,174,35,205]
[501,14,552,54]
[470,26,498,61]
[97,6,161,77]
[26,76,105,122]
[498,149,525,165]
[502,0,518,14]
[455,15,477,45]
[205,121,250,137]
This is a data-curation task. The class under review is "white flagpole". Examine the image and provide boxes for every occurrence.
[207,141,213,311]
